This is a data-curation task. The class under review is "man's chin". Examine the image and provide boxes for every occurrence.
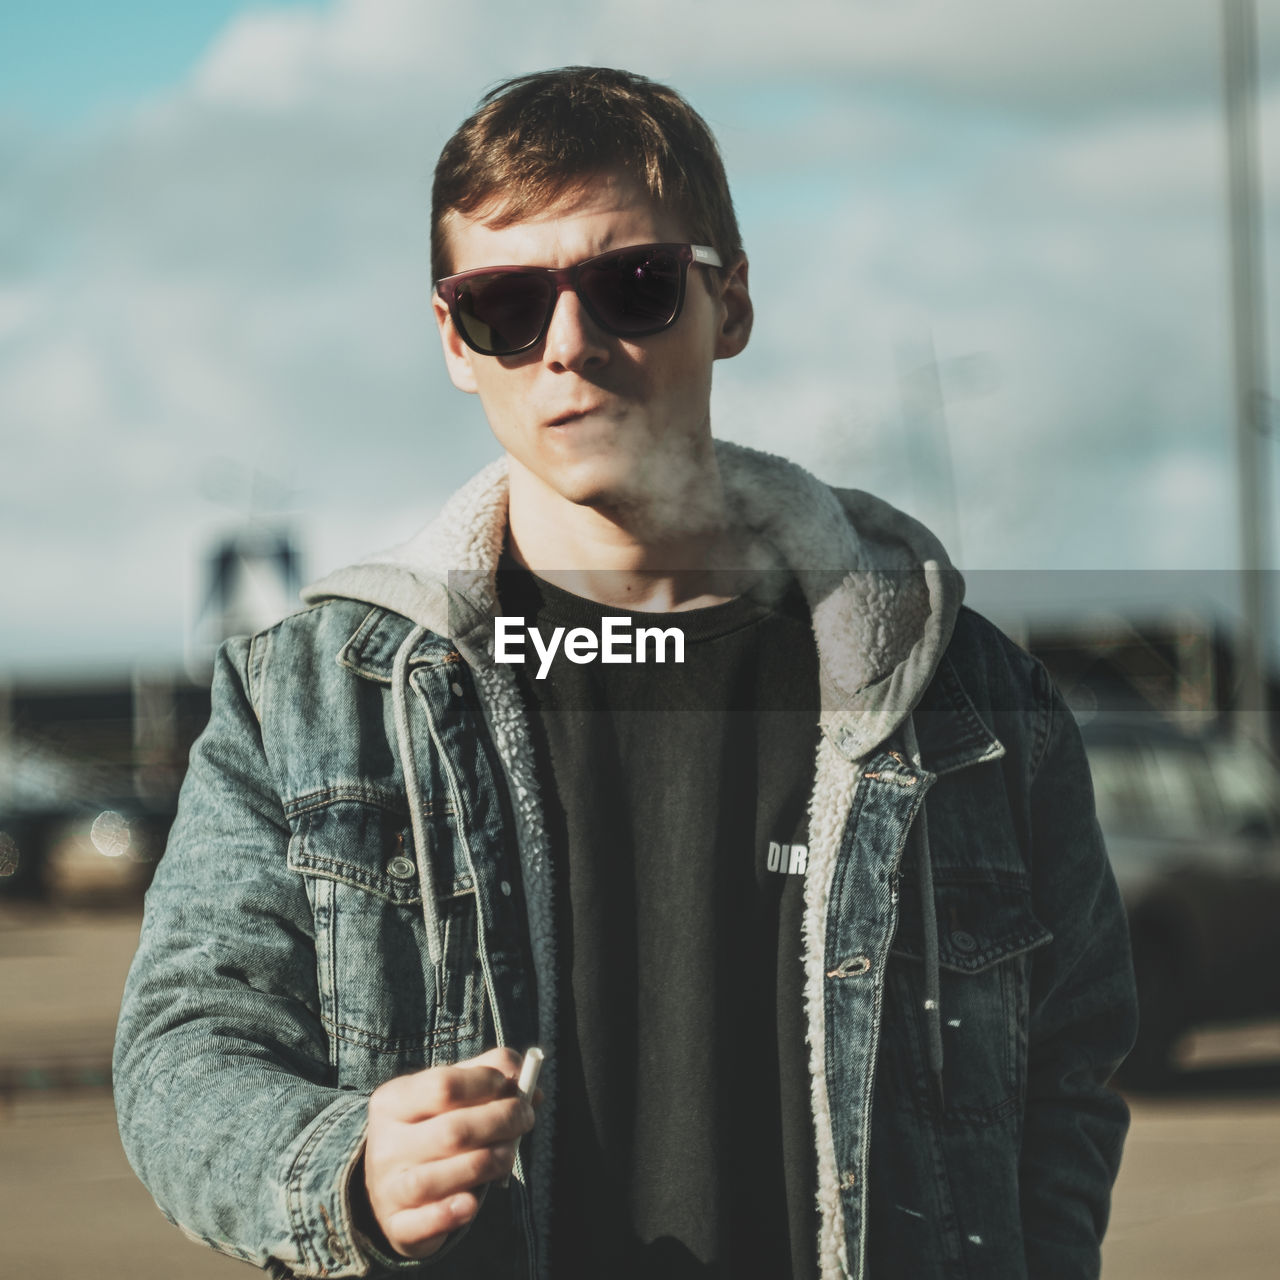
[548,470,642,512]
[511,435,718,523]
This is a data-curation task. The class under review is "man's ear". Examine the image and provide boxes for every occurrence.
[713,255,753,361]
[433,291,480,394]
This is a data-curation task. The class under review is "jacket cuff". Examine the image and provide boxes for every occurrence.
[284,1091,384,1276]
[346,1146,459,1275]
[291,1095,480,1277]
[349,1178,487,1274]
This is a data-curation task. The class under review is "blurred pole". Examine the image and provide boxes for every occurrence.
[1222,0,1273,748]
[131,667,177,803]
[0,676,12,808]
[895,331,964,565]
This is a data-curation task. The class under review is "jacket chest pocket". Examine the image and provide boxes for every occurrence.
[286,796,489,1078]
[885,872,1052,1126]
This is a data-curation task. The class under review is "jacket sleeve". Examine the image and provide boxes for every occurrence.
[112,634,434,1278]
[1019,662,1139,1279]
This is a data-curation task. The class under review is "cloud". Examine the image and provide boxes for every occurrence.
[186,0,1280,119]
[3,0,1279,675]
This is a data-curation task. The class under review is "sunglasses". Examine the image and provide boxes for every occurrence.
[435,242,724,357]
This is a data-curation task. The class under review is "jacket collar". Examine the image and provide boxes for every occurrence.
[336,606,459,682]
[909,649,1005,775]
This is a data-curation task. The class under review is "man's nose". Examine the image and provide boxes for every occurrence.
[542,284,610,373]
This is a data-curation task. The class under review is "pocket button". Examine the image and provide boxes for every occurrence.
[387,856,417,881]
[950,929,977,954]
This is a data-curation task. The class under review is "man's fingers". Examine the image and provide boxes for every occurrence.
[362,1047,537,1255]
[381,1189,483,1259]
[388,1095,534,1167]
[430,1096,534,1156]
[457,1046,524,1080]
[394,1141,517,1210]
[372,1061,515,1124]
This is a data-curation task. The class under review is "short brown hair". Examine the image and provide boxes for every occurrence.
[431,66,742,282]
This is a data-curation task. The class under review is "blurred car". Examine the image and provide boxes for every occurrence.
[1082,717,1280,1086]
[43,805,165,905]
[0,799,170,907]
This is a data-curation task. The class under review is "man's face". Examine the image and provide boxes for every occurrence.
[432,171,752,515]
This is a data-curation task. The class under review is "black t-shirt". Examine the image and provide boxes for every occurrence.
[496,559,821,1279]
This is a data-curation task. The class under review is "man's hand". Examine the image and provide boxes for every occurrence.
[361,1047,538,1259]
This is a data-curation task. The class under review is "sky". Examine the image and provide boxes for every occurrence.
[2,0,1279,677]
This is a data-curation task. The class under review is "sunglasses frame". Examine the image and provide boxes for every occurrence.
[435,242,724,357]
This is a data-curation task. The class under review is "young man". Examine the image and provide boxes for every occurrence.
[114,67,1138,1279]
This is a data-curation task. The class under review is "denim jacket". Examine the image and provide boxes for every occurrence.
[114,442,1137,1280]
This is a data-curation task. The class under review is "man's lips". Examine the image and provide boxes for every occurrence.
[544,406,605,427]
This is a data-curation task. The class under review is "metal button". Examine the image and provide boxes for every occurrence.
[500,879,512,897]
[387,856,417,881]
[327,1234,348,1264]
[950,929,977,954]
[451,681,464,696]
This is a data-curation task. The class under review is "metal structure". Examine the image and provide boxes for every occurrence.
[1222,0,1274,748]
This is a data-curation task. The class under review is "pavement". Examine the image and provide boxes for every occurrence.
[3,901,1279,1278]
[1104,1095,1280,1280]
[0,902,134,1095]
[0,903,247,1277]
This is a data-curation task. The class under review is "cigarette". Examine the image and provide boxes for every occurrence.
[503,1047,543,1190]
[517,1047,544,1100]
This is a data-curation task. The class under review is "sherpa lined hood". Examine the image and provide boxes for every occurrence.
[301,438,964,1280]
[303,438,963,761]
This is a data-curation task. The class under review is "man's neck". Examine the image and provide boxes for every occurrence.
[504,457,761,613]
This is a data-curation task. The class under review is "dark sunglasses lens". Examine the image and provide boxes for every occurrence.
[455,272,554,354]
[579,247,683,335]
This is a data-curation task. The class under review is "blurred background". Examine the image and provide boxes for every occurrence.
[3,1,1280,1275]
